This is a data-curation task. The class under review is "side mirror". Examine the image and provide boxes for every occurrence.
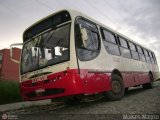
[79,25,88,48]
[10,43,23,63]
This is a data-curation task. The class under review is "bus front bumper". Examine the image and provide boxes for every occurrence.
[20,69,111,101]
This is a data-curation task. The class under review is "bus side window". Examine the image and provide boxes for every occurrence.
[129,42,139,60]
[149,51,154,64]
[152,52,157,64]
[119,37,131,58]
[137,46,146,62]
[143,49,151,63]
[75,18,100,61]
[101,28,120,56]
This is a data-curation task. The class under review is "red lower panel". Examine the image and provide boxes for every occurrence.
[122,72,150,87]
[20,69,111,101]
[20,69,155,101]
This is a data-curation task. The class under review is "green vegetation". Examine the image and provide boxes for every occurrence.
[0,80,22,105]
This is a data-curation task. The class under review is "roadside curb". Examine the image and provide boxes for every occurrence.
[0,99,51,112]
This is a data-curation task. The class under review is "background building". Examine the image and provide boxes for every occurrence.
[0,48,21,82]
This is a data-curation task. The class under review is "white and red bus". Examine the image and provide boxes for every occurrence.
[11,10,159,103]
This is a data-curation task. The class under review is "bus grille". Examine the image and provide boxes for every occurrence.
[26,88,65,98]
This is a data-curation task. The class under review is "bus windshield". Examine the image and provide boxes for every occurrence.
[21,23,70,74]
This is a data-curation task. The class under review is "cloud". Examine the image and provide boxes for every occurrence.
[106,0,160,67]
[0,0,160,68]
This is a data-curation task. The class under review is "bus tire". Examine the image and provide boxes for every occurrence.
[142,73,154,89]
[105,74,125,101]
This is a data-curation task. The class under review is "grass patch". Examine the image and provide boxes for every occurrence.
[0,80,22,105]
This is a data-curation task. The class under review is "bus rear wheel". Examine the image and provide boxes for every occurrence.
[105,74,125,101]
[142,73,154,89]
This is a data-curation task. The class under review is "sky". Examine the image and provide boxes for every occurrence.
[0,0,160,68]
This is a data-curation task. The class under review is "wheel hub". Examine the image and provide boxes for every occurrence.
[112,81,121,94]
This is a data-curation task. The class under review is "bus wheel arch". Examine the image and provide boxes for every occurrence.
[149,71,154,81]
[104,69,125,101]
[111,69,123,80]
[143,71,154,89]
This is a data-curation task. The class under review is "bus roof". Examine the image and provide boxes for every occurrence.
[69,9,153,53]
[23,9,153,53]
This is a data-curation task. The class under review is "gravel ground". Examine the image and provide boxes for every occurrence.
[1,81,160,120]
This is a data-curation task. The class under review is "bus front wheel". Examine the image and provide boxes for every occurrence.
[105,74,125,101]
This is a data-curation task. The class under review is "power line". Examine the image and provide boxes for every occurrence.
[35,0,56,11]
[103,1,124,21]
[86,0,117,25]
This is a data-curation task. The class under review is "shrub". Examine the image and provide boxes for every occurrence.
[0,80,22,105]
